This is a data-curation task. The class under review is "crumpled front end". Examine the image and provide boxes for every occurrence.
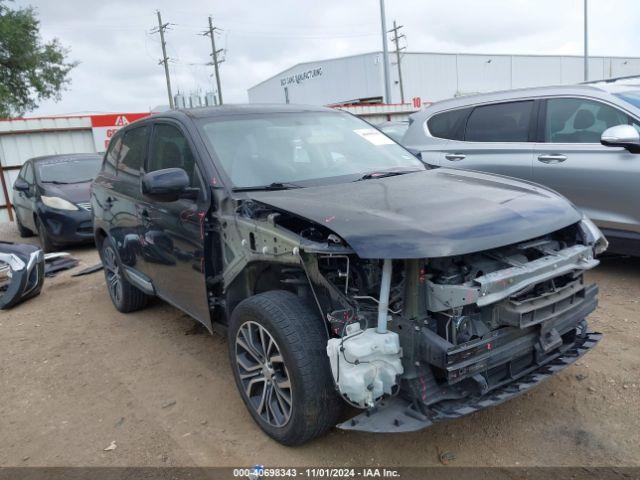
[224,195,605,433]
[312,219,604,432]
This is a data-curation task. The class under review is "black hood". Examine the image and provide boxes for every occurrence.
[40,181,91,204]
[246,169,582,259]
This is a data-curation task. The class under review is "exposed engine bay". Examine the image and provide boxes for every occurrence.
[223,197,606,432]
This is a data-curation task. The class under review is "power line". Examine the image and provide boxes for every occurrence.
[389,20,406,104]
[203,16,224,105]
[150,10,174,109]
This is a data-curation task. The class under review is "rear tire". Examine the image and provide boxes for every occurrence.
[36,216,55,252]
[99,236,149,313]
[228,290,343,446]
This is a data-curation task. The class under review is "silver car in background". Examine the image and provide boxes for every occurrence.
[402,77,640,256]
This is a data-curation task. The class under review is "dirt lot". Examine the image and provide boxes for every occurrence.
[1,221,639,468]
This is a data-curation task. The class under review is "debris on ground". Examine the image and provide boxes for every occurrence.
[575,373,588,381]
[0,242,45,310]
[71,263,103,277]
[114,417,125,427]
[438,449,456,465]
[162,400,177,409]
[44,253,79,277]
[103,441,117,451]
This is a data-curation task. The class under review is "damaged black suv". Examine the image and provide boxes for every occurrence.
[92,105,607,445]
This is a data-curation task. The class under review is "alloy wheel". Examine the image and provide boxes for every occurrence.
[102,246,123,305]
[234,320,293,427]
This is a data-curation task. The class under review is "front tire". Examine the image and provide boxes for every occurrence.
[228,290,343,446]
[36,216,55,252]
[15,213,33,238]
[100,237,149,313]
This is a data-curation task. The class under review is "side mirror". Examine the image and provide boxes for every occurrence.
[141,168,189,202]
[601,124,640,153]
[13,178,29,192]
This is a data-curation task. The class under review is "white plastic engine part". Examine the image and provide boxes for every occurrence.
[326,323,403,408]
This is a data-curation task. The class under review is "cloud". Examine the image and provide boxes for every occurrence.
[15,0,640,115]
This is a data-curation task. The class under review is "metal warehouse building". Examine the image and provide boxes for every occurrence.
[248,51,640,106]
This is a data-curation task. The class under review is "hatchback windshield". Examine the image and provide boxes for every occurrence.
[198,111,423,188]
[37,157,102,184]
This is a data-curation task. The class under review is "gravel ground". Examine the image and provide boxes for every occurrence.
[1,221,639,467]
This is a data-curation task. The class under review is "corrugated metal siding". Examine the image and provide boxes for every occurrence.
[0,130,95,167]
[0,115,91,134]
[0,116,96,223]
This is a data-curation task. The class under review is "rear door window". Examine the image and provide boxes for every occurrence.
[465,101,534,142]
[117,126,149,177]
[427,108,470,140]
[103,135,122,175]
[544,98,630,143]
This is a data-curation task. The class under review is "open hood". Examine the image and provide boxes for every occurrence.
[246,169,582,259]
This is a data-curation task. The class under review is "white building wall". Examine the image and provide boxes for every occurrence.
[249,52,640,106]
[249,53,383,105]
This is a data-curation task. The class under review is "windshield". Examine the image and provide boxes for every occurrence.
[614,90,640,109]
[37,157,102,184]
[197,111,424,188]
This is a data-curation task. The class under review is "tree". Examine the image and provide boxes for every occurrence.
[0,1,76,117]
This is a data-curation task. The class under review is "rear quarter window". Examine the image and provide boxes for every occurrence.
[427,108,470,140]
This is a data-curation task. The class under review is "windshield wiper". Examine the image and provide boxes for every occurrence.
[356,169,422,181]
[232,182,303,192]
[41,180,70,185]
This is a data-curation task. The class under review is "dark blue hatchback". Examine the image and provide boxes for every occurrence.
[12,153,102,251]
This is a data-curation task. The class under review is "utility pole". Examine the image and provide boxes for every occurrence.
[379,0,391,103]
[583,0,589,81]
[204,16,224,105]
[151,10,174,109]
[389,20,406,104]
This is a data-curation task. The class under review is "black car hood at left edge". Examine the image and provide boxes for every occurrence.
[245,169,583,259]
[41,181,91,205]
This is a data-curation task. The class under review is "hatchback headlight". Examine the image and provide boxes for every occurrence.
[579,215,608,256]
[41,196,79,211]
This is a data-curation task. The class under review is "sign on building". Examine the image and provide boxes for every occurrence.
[90,113,150,151]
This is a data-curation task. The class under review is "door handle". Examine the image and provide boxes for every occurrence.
[537,154,567,164]
[445,153,466,161]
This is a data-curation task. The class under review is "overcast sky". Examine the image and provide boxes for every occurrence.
[17,0,640,116]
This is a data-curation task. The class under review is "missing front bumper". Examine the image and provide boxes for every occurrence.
[337,331,601,433]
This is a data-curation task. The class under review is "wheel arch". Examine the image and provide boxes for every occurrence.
[224,260,316,325]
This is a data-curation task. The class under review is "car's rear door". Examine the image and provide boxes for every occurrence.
[533,97,640,235]
[432,100,537,181]
[105,125,150,274]
[138,120,211,329]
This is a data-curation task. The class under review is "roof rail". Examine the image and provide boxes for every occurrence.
[581,74,640,85]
